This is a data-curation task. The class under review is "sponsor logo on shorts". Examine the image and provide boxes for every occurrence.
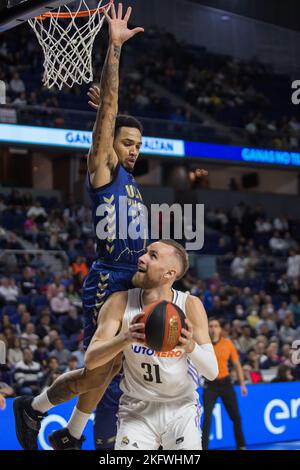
[121,436,130,447]
[131,345,183,358]
[176,437,184,445]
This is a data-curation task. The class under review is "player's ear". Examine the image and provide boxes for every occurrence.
[164,269,176,280]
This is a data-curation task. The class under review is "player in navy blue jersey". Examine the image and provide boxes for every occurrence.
[13,3,147,451]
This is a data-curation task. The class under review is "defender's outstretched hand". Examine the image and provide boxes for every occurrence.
[104,3,144,46]
[88,85,101,110]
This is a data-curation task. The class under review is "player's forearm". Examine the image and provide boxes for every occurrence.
[101,40,122,104]
[188,343,219,381]
[90,43,121,159]
[85,333,128,370]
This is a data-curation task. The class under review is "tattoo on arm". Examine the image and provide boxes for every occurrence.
[91,44,122,159]
[47,362,114,404]
[113,45,121,60]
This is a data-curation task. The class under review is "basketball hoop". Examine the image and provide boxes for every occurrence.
[28,0,114,89]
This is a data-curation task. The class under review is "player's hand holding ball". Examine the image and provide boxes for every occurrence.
[177,318,196,354]
[124,314,146,345]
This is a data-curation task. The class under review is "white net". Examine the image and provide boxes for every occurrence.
[28,0,113,90]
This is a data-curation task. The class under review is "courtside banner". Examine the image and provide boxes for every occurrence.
[198,382,300,449]
[184,141,300,167]
[1,123,300,166]
[0,383,299,450]
[0,124,92,149]
[0,124,184,157]
[140,137,185,157]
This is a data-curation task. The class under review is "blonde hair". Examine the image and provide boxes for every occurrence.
[159,239,189,280]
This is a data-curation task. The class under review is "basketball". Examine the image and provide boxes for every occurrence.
[140,300,186,352]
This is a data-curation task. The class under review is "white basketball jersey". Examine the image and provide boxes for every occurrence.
[119,288,200,402]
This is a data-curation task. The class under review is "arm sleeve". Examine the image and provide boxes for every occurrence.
[188,343,219,381]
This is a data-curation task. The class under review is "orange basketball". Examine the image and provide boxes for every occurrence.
[140,300,186,352]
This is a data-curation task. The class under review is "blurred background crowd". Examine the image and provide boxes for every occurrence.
[0,24,299,148]
[0,190,299,401]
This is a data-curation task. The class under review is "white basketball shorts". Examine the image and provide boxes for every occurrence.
[115,395,202,450]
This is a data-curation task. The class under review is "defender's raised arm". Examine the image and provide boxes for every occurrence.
[88,3,144,188]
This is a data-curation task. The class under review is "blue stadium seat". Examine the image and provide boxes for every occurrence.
[64,338,78,352]
[30,294,48,309]
[57,315,68,329]
[17,295,31,307]
[2,305,17,317]
[35,305,49,316]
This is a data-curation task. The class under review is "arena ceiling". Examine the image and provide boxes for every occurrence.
[190,0,300,32]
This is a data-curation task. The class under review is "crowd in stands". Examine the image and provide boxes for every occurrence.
[244,113,300,150]
[0,24,194,132]
[1,24,299,149]
[136,27,300,150]
[0,190,299,402]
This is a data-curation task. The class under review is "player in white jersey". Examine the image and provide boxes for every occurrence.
[85,240,218,450]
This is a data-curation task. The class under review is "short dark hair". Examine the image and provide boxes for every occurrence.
[48,356,58,364]
[115,115,143,137]
[159,239,189,280]
[208,317,222,326]
[69,355,78,362]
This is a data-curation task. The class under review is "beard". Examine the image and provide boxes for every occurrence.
[121,162,135,174]
[132,272,158,289]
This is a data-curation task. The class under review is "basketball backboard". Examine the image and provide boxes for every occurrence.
[0,0,74,31]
